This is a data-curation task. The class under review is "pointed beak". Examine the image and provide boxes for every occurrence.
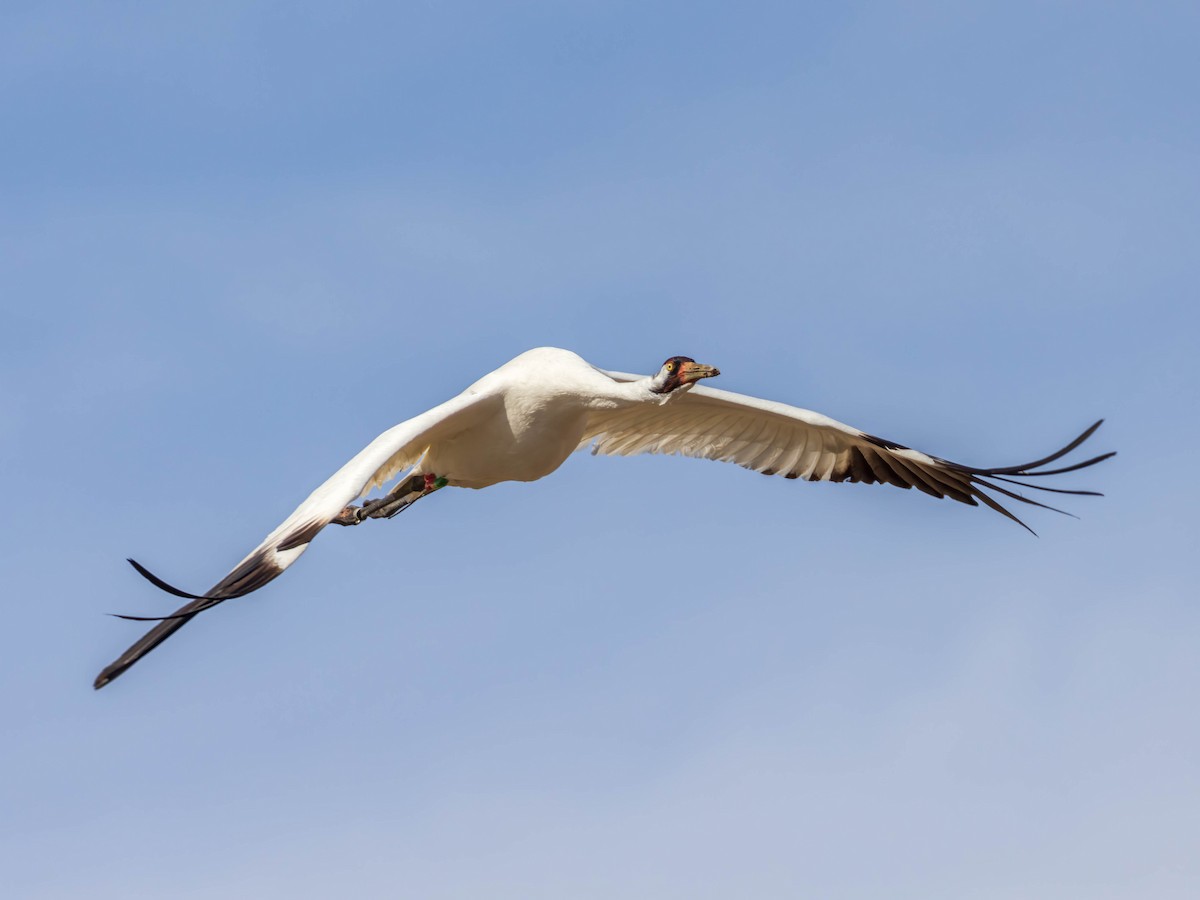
[680,361,720,383]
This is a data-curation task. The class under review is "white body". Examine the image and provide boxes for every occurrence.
[423,347,660,488]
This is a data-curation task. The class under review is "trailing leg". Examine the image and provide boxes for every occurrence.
[332,473,447,525]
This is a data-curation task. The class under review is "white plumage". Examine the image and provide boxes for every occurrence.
[95,347,1112,688]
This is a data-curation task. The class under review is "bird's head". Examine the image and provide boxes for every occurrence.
[649,356,720,394]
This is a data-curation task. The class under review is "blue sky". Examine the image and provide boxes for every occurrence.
[2,2,1197,896]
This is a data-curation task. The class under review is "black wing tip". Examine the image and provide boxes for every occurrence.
[106,611,199,622]
[94,657,140,689]
[951,419,1114,478]
[94,657,131,690]
[964,419,1113,531]
[100,545,292,690]
[127,558,209,601]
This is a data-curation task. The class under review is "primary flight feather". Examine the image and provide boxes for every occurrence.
[95,347,1113,689]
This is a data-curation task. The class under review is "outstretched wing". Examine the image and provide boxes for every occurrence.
[583,371,1113,529]
[94,388,499,689]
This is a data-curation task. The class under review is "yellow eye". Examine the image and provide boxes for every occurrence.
[666,362,675,371]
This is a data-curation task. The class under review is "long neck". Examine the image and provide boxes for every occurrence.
[596,376,687,409]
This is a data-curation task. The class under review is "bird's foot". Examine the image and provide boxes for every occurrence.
[364,473,448,520]
[331,506,366,526]
[332,474,447,525]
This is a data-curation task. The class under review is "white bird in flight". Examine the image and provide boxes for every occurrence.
[95,347,1113,689]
